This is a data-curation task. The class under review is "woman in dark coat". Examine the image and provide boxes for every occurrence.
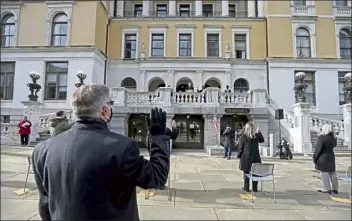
[313,124,338,195]
[237,122,265,192]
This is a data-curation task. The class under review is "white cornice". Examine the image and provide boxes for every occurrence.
[267,57,352,65]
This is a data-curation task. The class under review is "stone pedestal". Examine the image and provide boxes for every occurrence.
[203,114,222,155]
[111,87,126,106]
[157,87,172,107]
[205,87,220,106]
[21,101,42,144]
[292,103,312,153]
[224,51,231,59]
[110,113,129,136]
[251,89,267,108]
[342,103,351,150]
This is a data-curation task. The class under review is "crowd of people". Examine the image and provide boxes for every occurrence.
[19,83,341,220]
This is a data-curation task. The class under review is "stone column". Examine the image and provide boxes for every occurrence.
[140,71,146,92]
[292,103,312,154]
[224,70,232,89]
[195,0,203,16]
[166,113,174,129]
[342,103,351,150]
[222,0,229,16]
[247,0,256,17]
[205,87,220,106]
[21,101,42,144]
[111,87,126,106]
[110,113,129,136]
[116,0,124,17]
[169,0,176,16]
[257,0,264,17]
[143,0,150,16]
[251,89,267,108]
[203,114,222,155]
[196,70,203,89]
[157,87,172,107]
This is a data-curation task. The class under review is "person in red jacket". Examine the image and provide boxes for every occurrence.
[18,116,32,146]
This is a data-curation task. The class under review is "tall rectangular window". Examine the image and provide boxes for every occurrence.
[203,4,213,17]
[293,0,307,5]
[0,62,15,100]
[229,4,236,17]
[234,34,247,59]
[179,4,190,17]
[179,33,192,57]
[156,4,168,17]
[124,34,137,59]
[207,33,219,57]
[151,34,164,57]
[336,0,348,6]
[338,72,348,105]
[134,4,143,17]
[294,71,316,106]
[45,62,68,100]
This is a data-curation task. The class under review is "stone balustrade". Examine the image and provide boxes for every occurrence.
[311,116,345,139]
[38,110,74,133]
[1,123,20,145]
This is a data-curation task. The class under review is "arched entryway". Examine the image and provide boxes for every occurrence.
[176,77,194,92]
[148,77,166,92]
[121,77,137,91]
[204,77,221,89]
[233,78,249,94]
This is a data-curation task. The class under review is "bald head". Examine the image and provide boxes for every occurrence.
[72,84,111,118]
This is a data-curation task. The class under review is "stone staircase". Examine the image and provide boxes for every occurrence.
[311,132,350,152]
[30,131,51,146]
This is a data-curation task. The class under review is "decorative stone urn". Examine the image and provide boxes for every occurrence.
[27,72,41,102]
[344,72,351,104]
[75,71,87,88]
[293,72,308,103]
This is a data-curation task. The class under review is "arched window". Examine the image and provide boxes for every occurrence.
[339,28,351,59]
[233,78,249,94]
[296,28,311,58]
[1,14,16,47]
[51,13,68,46]
[121,77,137,90]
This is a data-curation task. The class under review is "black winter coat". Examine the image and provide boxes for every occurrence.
[237,132,265,172]
[32,117,170,221]
[313,133,337,172]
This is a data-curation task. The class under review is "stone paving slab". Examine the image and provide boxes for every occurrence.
[214,208,305,220]
[1,198,38,220]
[295,209,352,220]
[139,206,218,220]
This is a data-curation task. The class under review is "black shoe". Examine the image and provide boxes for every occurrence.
[227,156,231,160]
[317,190,331,194]
[159,185,166,190]
[223,155,228,158]
[242,187,250,192]
[332,190,338,194]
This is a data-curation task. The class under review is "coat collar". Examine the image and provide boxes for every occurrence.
[74,116,108,130]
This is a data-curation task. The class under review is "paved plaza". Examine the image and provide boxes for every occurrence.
[1,145,351,220]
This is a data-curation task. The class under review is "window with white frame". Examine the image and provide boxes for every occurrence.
[1,14,16,47]
[293,0,307,6]
[134,4,143,17]
[179,4,191,17]
[151,34,165,57]
[45,62,68,100]
[206,33,219,57]
[294,71,316,105]
[339,28,351,59]
[179,33,192,57]
[156,4,168,17]
[123,34,137,59]
[51,13,68,46]
[338,72,348,105]
[296,28,311,58]
[0,62,15,100]
[335,0,348,6]
[234,34,247,59]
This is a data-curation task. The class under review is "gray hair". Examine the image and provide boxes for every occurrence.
[319,124,334,136]
[71,84,111,118]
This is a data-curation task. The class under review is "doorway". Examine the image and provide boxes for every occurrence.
[220,114,249,150]
[128,114,150,149]
[173,115,204,149]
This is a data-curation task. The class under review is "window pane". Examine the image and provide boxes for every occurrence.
[152,49,164,56]
[59,74,67,86]
[0,75,5,86]
[46,86,56,99]
[1,62,15,72]
[6,86,13,100]
[152,34,164,40]
[58,86,67,99]
[46,74,57,85]
[47,62,68,72]
[6,73,14,86]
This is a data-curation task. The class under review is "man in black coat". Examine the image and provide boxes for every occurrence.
[32,84,170,221]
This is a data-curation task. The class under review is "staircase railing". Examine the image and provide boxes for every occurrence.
[310,115,345,139]
[38,110,74,133]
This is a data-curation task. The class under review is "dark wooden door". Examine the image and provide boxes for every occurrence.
[173,115,204,149]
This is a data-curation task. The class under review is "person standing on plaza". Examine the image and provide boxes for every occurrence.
[313,124,339,195]
[223,125,233,160]
[237,122,264,192]
[17,116,32,146]
[32,84,170,221]
[49,110,75,137]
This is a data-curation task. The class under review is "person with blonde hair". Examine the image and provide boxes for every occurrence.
[237,122,265,192]
[313,124,338,195]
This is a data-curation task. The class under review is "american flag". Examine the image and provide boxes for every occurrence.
[213,116,218,137]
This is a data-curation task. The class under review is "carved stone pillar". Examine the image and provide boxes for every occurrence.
[110,113,129,136]
[196,70,203,89]
[140,71,146,91]
[224,70,232,89]
[342,103,351,150]
[111,87,126,106]
[292,103,312,153]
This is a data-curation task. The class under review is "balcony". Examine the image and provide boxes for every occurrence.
[333,6,351,18]
[290,5,315,17]
[120,10,248,18]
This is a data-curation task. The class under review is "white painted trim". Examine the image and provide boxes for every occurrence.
[176,27,194,57]
[121,28,139,59]
[292,20,316,58]
[108,0,115,17]
[290,0,314,6]
[177,2,192,15]
[204,28,222,58]
[149,28,167,57]
[232,28,251,59]
[335,21,352,59]
[46,2,73,46]
[0,5,21,47]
